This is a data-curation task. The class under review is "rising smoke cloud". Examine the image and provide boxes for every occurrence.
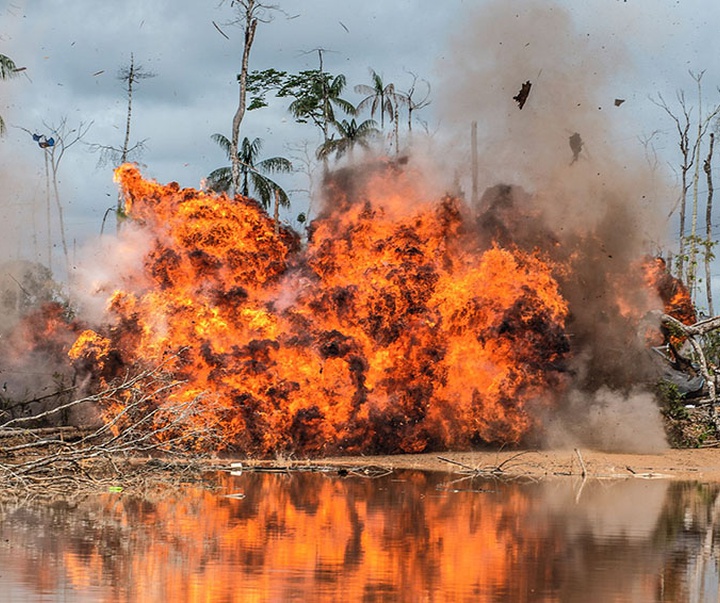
[428,0,673,451]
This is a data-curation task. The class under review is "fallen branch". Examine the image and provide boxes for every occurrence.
[660,313,720,432]
[437,451,539,476]
[0,354,220,491]
[227,461,392,478]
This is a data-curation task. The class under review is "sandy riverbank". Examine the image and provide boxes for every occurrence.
[284,448,720,481]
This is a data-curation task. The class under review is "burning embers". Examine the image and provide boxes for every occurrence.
[67,163,674,456]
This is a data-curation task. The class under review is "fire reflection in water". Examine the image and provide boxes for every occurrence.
[0,472,719,602]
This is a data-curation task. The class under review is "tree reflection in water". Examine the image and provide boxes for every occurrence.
[0,471,719,601]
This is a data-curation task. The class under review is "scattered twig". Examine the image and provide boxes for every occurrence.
[574,448,587,478]
[437,451,539,477]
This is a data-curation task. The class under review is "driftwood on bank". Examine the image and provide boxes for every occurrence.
[227,460,392,479]
[438,451,539,477]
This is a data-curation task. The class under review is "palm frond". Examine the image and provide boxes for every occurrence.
[256,156,292,174]
[328,74,347,95]
[0,54,17,80]
[249,172,274,208]
[333,97,357,116]
[206,167,232,193]
[211,133,233,160]
[241,137,264,163]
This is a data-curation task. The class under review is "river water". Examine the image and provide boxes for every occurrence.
[0,469,718,602]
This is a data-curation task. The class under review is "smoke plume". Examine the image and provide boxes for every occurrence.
[428,0,672,450]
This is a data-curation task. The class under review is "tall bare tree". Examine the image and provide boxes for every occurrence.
[704,132,716,315]
[223,0,278,196]
[653,74,720,295]
[653,91,693,281]
[88,54,155,232]
[117,54,155,166]
[404,70,431,135]
[687,72,720,296]
[21,120,92,275]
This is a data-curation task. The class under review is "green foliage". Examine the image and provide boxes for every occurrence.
[246,68,355,131]
[246,68,288,110]
[676,234,718,292]
[657,379,716,448]
[656,380,688,421]
[701,330,720,367]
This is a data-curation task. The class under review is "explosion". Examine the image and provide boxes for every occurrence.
[3,2,692,457]
[62,161,587,456]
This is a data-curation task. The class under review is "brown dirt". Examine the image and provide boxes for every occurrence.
[301,448,720,481]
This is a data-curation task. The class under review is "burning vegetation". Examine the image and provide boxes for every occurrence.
[64,163,573,456]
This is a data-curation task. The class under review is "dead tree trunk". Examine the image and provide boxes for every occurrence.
[704,132,715,315]
[229,1,258,196]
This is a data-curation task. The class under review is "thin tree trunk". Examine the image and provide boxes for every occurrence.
[471,121,478,205]
[230,2,258,196]
[688,79,703,298]
[678,165,688,281]
[318,49,329,176]
[118,53,135,231]
[393,105,399,155]
[50,152,70,276]
[44,152,52,271]
[121,54,134,165]
[705,132,715,315]
[273,188,280,234]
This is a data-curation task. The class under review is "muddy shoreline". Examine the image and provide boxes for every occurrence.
[236,448,720,482]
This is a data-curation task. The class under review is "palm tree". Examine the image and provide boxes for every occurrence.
[0,54,18,135]
[207,134,292,211]
[354,69,396,130]
[316,118,379,161]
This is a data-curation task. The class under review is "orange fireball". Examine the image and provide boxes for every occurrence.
[71,164,574,455]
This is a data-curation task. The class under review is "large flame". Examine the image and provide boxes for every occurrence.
[67,163,575,455]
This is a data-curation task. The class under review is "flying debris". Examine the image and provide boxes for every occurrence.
[212,20,230,40]
[569,132,583,164]
[513,81,532,109]
[31,133,55,148]
[92,70,105,77]
[339,21,349,33]
[614,98,625,106]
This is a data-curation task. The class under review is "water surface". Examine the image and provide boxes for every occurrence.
[1,470,719,602]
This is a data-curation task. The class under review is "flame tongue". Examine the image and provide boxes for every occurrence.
[72,164,571,455]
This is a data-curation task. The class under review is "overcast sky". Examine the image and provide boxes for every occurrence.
[1,0,720,280]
